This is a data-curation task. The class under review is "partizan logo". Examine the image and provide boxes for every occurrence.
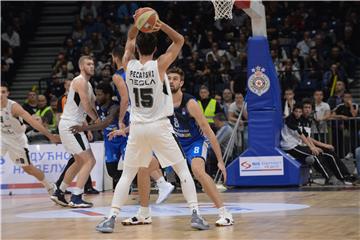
[248,66,270,96]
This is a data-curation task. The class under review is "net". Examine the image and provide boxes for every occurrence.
[211,0,235,20]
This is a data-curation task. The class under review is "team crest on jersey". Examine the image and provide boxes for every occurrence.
[248,66,270,96]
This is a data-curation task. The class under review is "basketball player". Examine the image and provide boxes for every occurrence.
[51,56,100,208]
[0,82,60,195]
[70,82,129,189]
[96,18,209,233]
[111,45,175,203]
[121,67,234,226]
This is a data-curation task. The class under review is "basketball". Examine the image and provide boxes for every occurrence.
[133,7,159,33]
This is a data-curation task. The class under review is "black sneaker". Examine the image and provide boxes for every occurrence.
[68,194,93,208]
[85,188,100,194]
[50,189,69,207]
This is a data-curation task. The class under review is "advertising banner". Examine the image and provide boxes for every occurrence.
[239,156,284,176]
[0,142,104,195]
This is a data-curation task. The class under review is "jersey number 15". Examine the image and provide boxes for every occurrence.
[133,88,153,108]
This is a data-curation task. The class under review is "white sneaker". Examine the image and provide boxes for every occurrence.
[156,182,175,204]
[121,214,152,225]
[47,183,57,196]
[215,211,234,226]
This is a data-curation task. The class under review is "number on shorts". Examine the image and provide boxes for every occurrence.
[133,88,154,108]
[193,147,200,154]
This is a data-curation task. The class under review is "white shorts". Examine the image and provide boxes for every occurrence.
[124,118,186,168]
[1,137,31,166]
[59,119,90,155]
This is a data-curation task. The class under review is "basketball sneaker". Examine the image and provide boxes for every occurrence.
[47,183,57,196]
[96,215,116,233]
[215,210,234,226]
[191,210,210,230]
[122,210,152,225]
[50,189,68,207]
[156,182,175,204]
[68,194,93,208]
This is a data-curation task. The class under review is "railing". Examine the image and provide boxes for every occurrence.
[226,117,359,160]
[311,117,359,159]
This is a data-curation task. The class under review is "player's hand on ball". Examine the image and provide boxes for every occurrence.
[49,134,61,144]
[217,161,227,183]
[152,19,162,32]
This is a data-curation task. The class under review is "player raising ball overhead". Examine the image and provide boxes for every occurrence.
[96,7,209,233]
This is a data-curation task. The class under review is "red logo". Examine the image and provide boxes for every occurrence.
[241,161,252,169]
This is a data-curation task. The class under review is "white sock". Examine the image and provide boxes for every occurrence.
[72,187,83,195]
[109,207,120,218]
[109,166,138,218]
[172,160,200,215]
[40,178,52,190]
[156,176,166,185]
[139,207,150,217]
[218,206,227,215]
[189,203,200,214]
[59,182,69,192]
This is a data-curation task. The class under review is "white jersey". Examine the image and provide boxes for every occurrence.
[61,76,94,124]
[0,99,27,144]
[126,59,173,123]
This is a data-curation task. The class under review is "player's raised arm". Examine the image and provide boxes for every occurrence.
[157,21,185,77]
[12,103,60,143]
[75,79,98,121]
[112,74,129,128]
[122,25,138,71]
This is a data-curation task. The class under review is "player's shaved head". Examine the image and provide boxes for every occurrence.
[78,55,93,67]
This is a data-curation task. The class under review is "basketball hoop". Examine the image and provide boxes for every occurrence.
[211,0,235,20]
[211,0,267,37]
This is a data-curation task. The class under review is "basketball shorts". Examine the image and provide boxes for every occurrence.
[1,135,31,166]
[104,140,127,163]
[123,118,186,168]
[181,139,208,165]
[59,119,90,155]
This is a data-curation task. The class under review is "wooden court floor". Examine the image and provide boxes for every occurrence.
[1,187,359,240]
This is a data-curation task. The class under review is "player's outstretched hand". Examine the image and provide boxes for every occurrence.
[49,134,61,144]
[108,129,127,140]
[217,161,227,183]
[70,125,83,134]
[152,19,162,32]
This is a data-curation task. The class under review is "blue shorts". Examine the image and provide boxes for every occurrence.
[104,140,127,163]
[181,139,209,165]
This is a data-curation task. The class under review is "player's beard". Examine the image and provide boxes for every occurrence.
[171,85,180,94]
[86,68,95,77]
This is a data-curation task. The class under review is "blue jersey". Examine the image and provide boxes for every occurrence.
[113,68,126,102]
[96,101,129,163]
[169,93,204,146]
[96,101,129,143]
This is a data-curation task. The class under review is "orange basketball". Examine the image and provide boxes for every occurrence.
[133,7,159,33]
